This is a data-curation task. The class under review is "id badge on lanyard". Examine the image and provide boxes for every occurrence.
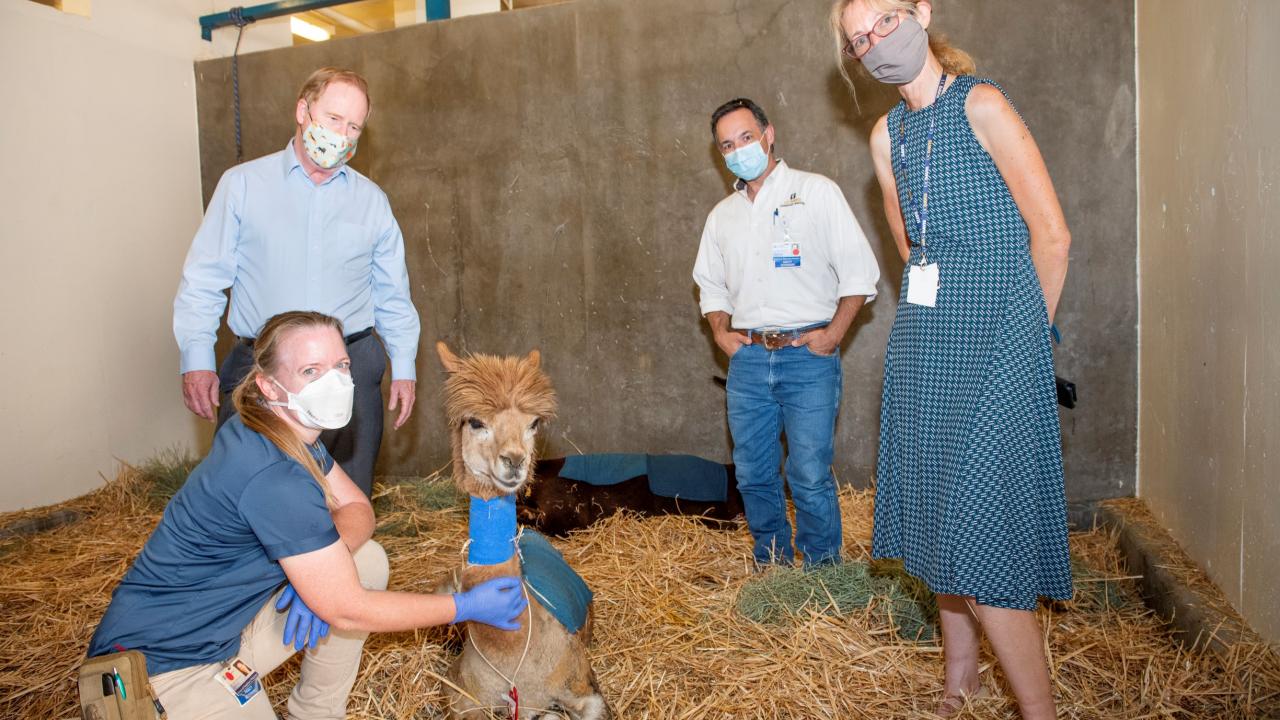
[906,263,938,307]
[771,207,801,268]
[898,73,947,307]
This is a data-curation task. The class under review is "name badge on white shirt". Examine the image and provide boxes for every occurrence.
[906,263,939,307]
[772,241,801,268]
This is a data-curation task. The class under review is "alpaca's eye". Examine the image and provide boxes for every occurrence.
[466,418,486,430]
[528,418,541,431]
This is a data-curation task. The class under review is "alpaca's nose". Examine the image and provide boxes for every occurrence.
[500,453,526,475]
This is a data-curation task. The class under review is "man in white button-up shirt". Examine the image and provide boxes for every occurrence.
[693,98,880,568]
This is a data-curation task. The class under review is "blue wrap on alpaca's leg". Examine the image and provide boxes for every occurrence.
[468,495,518,565]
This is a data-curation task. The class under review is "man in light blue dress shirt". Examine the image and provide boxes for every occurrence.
[173,67,420,497]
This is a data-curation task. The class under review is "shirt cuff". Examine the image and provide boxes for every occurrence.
[389,353,418,381]
[179,345,217,375]
[699,297,734,317]
[837,283,878,303]
[263,527,341,562]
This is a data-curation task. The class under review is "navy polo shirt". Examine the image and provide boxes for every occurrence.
[88,415,339,675]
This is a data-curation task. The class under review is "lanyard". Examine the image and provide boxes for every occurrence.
[895,73,948,266]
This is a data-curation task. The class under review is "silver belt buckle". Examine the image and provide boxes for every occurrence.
[759,327,788,350]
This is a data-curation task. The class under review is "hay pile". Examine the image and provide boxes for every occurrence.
[734,560,938,642]
[2,464,1279,719]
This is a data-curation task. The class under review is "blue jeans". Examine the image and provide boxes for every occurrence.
[727,342,843,567]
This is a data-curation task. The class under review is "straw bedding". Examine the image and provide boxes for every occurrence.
[2,464,1278,719]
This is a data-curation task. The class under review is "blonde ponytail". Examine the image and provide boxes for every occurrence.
[929,33,974,76]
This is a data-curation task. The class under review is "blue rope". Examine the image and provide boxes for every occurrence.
[229,7,251,163]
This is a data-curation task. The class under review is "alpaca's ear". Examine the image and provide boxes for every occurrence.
[526,349,541,369]
[436,341,462,373]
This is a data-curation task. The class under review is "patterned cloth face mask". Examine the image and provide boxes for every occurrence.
[302,111,358,169]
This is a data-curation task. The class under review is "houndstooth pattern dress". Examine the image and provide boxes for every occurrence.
[872,76,1073,610]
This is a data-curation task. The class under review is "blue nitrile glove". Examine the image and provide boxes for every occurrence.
[276,584,330,651]
[452,576,528,631]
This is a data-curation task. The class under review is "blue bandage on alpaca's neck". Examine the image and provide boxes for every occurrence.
[468,495,517,565]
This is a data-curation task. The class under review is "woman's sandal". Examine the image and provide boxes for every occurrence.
[935,685,994,718]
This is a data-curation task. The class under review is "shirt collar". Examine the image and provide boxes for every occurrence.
[282,138,350,184]
[734,159,789,198]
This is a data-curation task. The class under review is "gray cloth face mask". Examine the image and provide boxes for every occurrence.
[861,17,929,85]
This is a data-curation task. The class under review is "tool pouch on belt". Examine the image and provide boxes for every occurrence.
[78,650,165,720]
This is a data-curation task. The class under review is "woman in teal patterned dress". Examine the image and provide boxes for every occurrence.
[832,1,1072,717]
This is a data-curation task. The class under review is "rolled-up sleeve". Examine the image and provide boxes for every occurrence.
[822,180,880,301]
[692,213,734,317]
[174,170,243,374]
[369,192,420,381]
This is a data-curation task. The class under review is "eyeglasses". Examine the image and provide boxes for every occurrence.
[842,11,902,59]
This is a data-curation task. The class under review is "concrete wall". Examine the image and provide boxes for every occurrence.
[194,0,1136,504]
[1137,0,1280,643]
[0,0,294,511]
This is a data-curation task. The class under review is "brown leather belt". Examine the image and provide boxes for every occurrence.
[734,326,825,351]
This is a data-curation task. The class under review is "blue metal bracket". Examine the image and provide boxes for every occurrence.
[201,0,452,40]
[201,0,360,41]
[426,0,451,21]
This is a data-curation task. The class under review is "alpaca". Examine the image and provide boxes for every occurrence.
[519,457,746,537]
[436,342,611,720]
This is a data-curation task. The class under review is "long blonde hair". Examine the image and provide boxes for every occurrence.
[830,0,975,95]
[232,311,344,508]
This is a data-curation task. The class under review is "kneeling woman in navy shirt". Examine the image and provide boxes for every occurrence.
[89,311,524,719]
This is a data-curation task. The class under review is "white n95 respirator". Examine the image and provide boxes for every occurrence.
[271,369,355,430]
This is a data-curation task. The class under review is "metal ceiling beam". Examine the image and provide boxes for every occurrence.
[200,0,358,41]
[201,0,453,40]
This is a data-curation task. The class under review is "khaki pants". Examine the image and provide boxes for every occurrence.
[150,541,389,720]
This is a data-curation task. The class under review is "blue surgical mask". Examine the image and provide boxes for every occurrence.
[724,140,770,181]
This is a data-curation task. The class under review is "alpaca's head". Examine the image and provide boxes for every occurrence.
[436,341,557,499]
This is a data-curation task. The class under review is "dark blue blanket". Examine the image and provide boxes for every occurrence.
[558,453,729,503]
[519,530,592,634]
